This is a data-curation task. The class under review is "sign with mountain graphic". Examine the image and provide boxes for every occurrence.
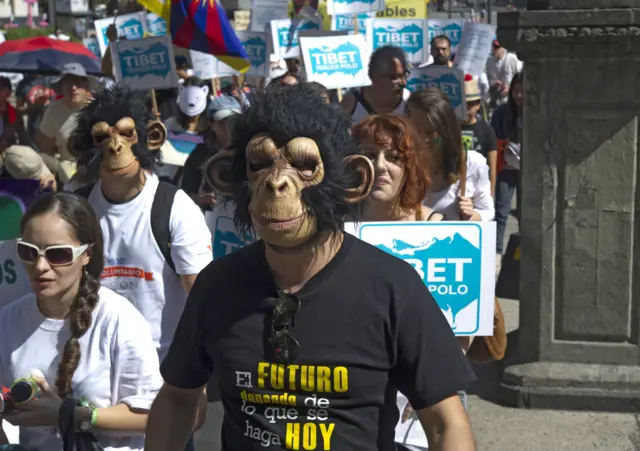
[367,19,427,64]
[301,34,370,89]
[345,221,496,335]
[205,204,258,260]
[146,13,167,36]
[94,12,148,56]
[0,179,41,309]
[271,18,321,59]
[215,32,272,78]
[112,35,178,91]
[406,66,467,119]
[331,13,372,37]
[428,19,465,53]
[327,0,383,16]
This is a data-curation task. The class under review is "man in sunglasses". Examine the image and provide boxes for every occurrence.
[146,85,477,451]
[340,45,411,124]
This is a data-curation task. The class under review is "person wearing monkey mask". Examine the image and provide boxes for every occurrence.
[69,87,213,444]
[146,84,477,451]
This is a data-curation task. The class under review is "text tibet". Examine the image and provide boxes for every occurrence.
[237,363,348,449]
[311,51,360,72]
[375,31,420,48]
[122,52,168,74]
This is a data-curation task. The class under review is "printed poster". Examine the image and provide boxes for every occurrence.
[94,12,147,56]
[301,34,370,90]
[428,19,464,53]
[345,221,496,336]
[146,12,168,36]
[204,203,258,260]
[250,0,289,32]
[374,0,426,19]
[407,65,467,119]
[0,179,41,310]
[112,35,178,91]
[366,19,428,65]
[271,18,321,59]
[82,36,100,58]
[330,13,371,37]
[213,32,272,78]
[190,50,217,80]
[453,22,496,77]
[287,1,331,31]
[326,0,384,16]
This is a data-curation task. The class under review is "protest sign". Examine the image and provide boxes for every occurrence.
[82,36,101,58]
[271,18,321,59]
[190,50,217,79]
[374,0,426,19]
[428,18,464,53]
[331,13,371,37]
[214,32,272,77]
[407,65,466,119]
[205,204,258,260]
[345,221,496,336]
[251,0,289,32]
[112,35,178,91]
[0,179,40,310]
[287,1,332,31]
[326,0,383,16]
[301,34,370,90]
[94,12,147,56]
[146,12,168,36]
[367,19,428,64]
[453,22,497,77]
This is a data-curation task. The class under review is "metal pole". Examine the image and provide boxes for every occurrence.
[448,0,452,18]
[487,0,492,24]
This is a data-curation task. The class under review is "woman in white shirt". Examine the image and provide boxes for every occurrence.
[0,192,162,451]
[405,87,494,223]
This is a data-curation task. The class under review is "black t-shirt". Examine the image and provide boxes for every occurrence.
[161,233,475,450]
[461,118,498,159]
[180,142,214,197]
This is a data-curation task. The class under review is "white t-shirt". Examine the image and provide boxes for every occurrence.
[204,202,258,260]
[424,150,494,221]
[0,287,162,451]
[88,173,212,361]
[38,98,80,162]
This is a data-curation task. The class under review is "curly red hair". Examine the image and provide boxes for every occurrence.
[352,114,430,212]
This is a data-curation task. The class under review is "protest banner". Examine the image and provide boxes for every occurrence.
[453,22,497,77]
[112,35,178,91]
[326,0,384,16]
[82,36,101,58]
[205,204,258,260]
[331,12,371,37]
[366,18,428,64]
[146,12,168,36]
[287,1,332,31]
[94,12,147,56]
[375,0,426,19]
[271,18,321,59]
[0,179,40,310]
[212,32,272,78]
[345,221,496,336]
[407,65,467,119]
[300,33,370,90]
[428,18,464,53]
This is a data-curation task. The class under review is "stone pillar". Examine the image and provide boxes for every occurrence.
[500,0,640,411]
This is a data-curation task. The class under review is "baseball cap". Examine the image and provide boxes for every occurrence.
[3,145,52,180]
[208,95,242,122]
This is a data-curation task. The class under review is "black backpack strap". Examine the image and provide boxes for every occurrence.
[353,88,376,115]
[151,181,179,274]
[75,183,96,199]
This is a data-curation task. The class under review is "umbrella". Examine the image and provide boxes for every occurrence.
[0,36,102,76]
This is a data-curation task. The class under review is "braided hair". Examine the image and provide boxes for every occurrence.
[20,192,104,397]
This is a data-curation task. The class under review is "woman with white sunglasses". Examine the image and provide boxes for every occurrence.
[0,192,162,450]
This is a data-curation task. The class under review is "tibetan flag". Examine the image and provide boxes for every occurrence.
[170,0,249,72]
[138,0,170,21]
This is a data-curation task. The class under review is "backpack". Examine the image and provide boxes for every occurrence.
[75,181,179,274]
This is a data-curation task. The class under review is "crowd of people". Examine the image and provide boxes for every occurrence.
[0,30,523,451]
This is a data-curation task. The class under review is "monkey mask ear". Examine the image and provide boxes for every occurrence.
[343,155,374,203]
[147,120,167,151]
[204,150,235,196]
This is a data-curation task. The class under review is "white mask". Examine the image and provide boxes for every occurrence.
[178,85,209,117]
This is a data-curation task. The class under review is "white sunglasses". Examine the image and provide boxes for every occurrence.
[16,239,92,267]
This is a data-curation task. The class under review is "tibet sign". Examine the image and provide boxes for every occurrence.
[366,18,427,64]
[214,32,272,78]
[406,66,467,119]
[112,35,178,90]
[428,19,465,53]
[345,221,496,336]
[301,34,370,90]
[271,18,321,59]
[326,0,383,16]
[94,12,147,56]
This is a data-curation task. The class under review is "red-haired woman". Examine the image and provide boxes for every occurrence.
[353,114,444,222]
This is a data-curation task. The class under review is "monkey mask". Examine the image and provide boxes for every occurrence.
[205,84,374,249]
[68,86,167,178]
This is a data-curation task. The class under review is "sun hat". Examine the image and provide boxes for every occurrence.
[3,145,52,180]
[207,95,242,122]
[52,62,97,91]
[464,74,482,102]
